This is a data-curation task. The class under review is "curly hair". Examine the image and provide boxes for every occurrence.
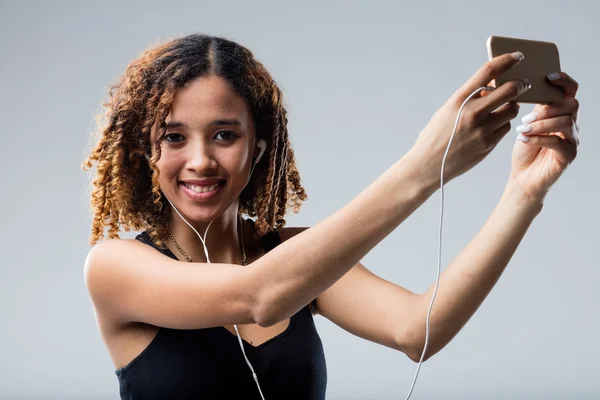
[82,33,307,248]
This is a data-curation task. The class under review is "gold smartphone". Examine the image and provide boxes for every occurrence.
[486,36,564,104]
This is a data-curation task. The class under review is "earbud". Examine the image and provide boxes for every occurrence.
[246,139,267,187]
[254,139,267,165]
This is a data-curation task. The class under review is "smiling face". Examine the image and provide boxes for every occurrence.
[150,74,258,223]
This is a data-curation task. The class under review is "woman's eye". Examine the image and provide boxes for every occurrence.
[164,133,184,143]
[215,130,239,142]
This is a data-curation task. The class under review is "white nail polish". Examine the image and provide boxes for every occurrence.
[516,124,532,134]
[511,51,525,61]
[521,112,538,124]
[517,134,530,142]
[546,72,561,81]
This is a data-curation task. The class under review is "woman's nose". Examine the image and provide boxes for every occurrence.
[185,144,218,172]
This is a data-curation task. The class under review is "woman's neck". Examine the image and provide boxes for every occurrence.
[164,210,259,265]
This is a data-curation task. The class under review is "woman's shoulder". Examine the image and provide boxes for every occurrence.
[83,236,184,326]
[87,234,160,257]
[83,236,173,286]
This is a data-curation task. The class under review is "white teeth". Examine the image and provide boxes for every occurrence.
[184,182,221,193]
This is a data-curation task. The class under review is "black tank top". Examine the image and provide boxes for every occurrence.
[115,229,328,399]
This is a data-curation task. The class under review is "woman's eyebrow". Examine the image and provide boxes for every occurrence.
[161,121,186,130]
[209,119,242,127]
[161,119,242,130]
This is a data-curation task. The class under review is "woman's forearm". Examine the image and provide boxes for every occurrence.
[408,179,543,360]
[253,151,437,326]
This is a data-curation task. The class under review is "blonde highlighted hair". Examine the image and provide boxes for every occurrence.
[82,34,307,248]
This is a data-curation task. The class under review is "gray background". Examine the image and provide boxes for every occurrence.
[1,0,598,399]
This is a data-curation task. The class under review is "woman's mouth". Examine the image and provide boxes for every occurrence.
[179,181,225,201]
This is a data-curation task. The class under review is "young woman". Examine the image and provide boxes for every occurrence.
[82,34,579,399]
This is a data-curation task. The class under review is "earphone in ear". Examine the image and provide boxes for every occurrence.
[254,138,267,165]
[246,138,267,187]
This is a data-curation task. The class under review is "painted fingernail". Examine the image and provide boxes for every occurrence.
[511,51,525,61]
[516,124,532,133]
[521,112,538,124]
[546,72,561,81]
[522,79,532,90]
[517,133,530,142]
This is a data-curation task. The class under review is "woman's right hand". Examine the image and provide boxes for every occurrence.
[408,52,530,190]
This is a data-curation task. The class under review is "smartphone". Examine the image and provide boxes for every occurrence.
[486,36,564,104]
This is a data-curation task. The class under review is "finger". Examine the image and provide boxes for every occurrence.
[487,101,520,130]
[476,79,530,115]
[479,81,494,98]
[546,72,579,98]
[454,52,525,100]
[517,115,578,146]
[492,120,513,142]
[525,98,579,125]
[518,134,577,163]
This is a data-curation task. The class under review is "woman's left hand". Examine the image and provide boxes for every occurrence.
[509,72,580,205]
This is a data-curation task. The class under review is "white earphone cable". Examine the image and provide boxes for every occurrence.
[161,140,267,399]
[403,86,493,400]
